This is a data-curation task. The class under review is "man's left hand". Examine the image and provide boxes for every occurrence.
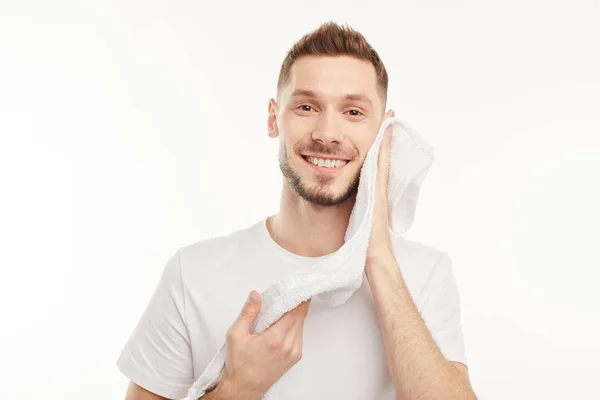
[366,117,395,266]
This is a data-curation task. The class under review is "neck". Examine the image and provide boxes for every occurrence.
[266,181,356,257]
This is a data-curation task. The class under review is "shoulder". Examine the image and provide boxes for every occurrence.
[390,233,453,305]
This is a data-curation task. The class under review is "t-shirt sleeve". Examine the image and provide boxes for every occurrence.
[117,249,194,399]
[418,253,468,367]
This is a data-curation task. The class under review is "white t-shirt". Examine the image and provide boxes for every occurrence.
[117,218,467,400]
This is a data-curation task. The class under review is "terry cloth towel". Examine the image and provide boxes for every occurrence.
[187,117,435,400]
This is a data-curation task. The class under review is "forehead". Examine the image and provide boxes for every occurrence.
[284,55,380,107]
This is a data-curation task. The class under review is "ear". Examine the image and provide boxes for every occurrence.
[267,99,279,138]
[383,109,395,120]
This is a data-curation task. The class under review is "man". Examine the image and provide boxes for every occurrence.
[118,22,477,400]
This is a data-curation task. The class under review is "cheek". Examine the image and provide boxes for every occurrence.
[281,110,317,135]
[354,137,375,161]
[279,135,301,161]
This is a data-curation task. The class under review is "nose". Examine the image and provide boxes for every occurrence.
[311,109,343,145]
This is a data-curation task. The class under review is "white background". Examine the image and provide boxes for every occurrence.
[1,1,599,399]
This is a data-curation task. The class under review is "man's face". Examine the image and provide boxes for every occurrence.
[269,55,391,206]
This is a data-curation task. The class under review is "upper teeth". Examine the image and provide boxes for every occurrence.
[306,156,348,168]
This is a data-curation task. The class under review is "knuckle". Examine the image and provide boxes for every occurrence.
[290,347,302,362]
[241,306,255,316]
[268,338,283,351]
[282,342,294,356]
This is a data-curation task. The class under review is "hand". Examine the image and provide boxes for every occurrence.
[366,113,395,265]
[216,291,311,400]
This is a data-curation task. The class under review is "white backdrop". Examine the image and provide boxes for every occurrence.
[1,1,599,399]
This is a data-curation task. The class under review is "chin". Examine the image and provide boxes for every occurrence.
[279,151,359,206]
[297,178,358,207]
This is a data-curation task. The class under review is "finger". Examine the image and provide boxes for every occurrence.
[232,291,262,336]
[284,307,308,344]
[283,302,310,354]
[270,309,296,331]
[286,317,306,357]
[292,318,306,347]
[290,299,311,324]
[294,299,311,323]
[291,299,311,333]
[381,125,392,156]
[378,125,392,184]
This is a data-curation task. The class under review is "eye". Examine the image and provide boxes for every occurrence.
[298,104,315,112]
[346,109,364,116]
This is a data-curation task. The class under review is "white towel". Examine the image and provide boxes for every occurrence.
[187,117,435,400]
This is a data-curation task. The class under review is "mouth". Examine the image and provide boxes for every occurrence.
[300,154,350,172]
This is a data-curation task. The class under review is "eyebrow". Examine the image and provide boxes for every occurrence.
[290,89,374,109]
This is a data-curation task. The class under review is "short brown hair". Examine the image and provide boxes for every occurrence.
[276,21,389,110]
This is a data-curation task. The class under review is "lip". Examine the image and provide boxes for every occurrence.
[301,153,351,161]
[301,155,350,173]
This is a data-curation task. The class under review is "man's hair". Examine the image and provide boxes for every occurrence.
[276,21,389,110]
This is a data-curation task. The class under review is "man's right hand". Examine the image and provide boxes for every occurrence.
[210,290,311,399]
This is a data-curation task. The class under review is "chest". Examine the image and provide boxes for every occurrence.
[259,277,395,400]
[187,263,398,399]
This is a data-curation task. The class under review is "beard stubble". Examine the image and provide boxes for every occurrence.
[278,143,360,207]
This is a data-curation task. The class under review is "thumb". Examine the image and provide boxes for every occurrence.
[379,125,392,178]
[235,291,261,332]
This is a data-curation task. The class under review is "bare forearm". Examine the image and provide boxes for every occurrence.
[200,386,225,400]
[199,380,231,400]
[366,251,476,400]
[200,378,262,400]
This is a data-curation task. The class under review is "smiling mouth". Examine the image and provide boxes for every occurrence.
[301,155,350,170]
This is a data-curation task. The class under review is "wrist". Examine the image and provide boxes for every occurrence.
[366,245,395,268]
[202,379,232,400]
[208,376,263,400]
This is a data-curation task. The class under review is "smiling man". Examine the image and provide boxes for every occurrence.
[118,22,477,400]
